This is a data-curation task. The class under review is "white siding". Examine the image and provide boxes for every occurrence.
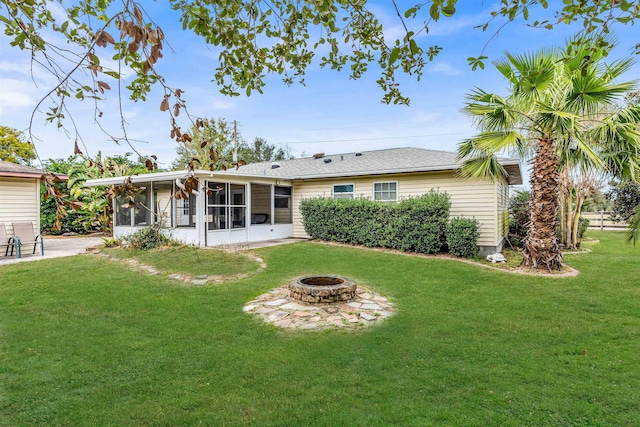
[292,171,502,247]
[0,177,41,237]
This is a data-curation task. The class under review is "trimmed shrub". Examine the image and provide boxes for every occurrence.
[126,226,169,250]
[300,191,451,254]
[446,217,480,258]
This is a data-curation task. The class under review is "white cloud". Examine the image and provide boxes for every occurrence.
[0,78,38,116]
[426,62,462,76]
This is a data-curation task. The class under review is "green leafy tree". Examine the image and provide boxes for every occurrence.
[66,152,153,232]
[610,181,640,223]
[457,37,640,270]
[583,189,612,212]
[238,137,293,164]
[171,118,290,170]
[39,153,153,233]
[171,118,235,170]
[40,156,85,234]
[3,1,640,159]
[0,126,35,165]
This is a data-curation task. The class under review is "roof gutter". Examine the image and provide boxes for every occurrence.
[84,170,193,187]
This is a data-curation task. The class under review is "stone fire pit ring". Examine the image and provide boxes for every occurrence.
[289,275,357,303]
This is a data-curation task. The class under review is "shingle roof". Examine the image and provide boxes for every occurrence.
[228,147,522,184]
[0,160,44,178]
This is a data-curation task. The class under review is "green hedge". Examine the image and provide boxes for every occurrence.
[446,217,480,258]
[300,191,451,254]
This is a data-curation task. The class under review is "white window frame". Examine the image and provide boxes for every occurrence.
[373,181,398,202]
[332,183,355,199]
[206,182,247,230]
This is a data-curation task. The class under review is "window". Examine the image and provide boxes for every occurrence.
[133,189,151,225]
[274,186,291,209]
[274,186,292,224]
[207,182,246,230]
[114,187,151,226]
[250,183,271,225]
[373,182,398,202]
[115,196,132,226]
[176,194,196,227]
[333,184,354,199]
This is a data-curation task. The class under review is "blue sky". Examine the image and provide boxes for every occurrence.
[1,1,639,172]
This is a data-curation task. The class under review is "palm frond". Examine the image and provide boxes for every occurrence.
[493,57,517,85]
[568,77,637,114]
[458,154,509,183]
[464,89,521,131]
[625,205,640,245]
[506,51,558,102]
[601,57,636,83]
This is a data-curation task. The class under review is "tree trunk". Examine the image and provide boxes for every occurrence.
[559,191,566,246]
[571,197,585,247]
[523,137,563,270]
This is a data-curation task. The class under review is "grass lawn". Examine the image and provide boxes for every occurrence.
[100,246,259,277]
[1,231,639,426]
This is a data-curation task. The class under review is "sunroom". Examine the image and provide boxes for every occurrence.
[85,171,294,247]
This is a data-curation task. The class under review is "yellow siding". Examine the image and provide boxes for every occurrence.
[250,184,271,218]
[497,182,509,238]
[274,206,291,224]
[292,171,502,247]
[155,189,173,227]
[0,177,41,236]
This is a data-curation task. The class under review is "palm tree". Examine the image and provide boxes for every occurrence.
[458,37,640,271]
[627,206,640,245]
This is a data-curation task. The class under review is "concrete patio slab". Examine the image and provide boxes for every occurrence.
[0,236,103,266]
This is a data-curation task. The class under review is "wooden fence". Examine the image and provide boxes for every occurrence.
[581,211,628,230]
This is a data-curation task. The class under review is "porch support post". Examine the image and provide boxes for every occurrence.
[270,184,275,225]
[246,183,252,241]
[196,179,206,247]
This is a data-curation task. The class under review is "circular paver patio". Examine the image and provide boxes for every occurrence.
[244,284,395,331]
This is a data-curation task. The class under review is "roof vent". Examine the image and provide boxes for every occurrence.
[271,162,281,169]
[340,155,344,161]
[355,152,362,157]
[313,152,325,159]
[323,158,332,164]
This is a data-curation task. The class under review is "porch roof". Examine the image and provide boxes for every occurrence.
[83,169,285,187]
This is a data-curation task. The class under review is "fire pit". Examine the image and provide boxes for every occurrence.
[289,275,357,303]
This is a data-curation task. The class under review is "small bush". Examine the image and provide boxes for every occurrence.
[446,217,480,258]
[125,227,169,250]
[101,237,121,248]
[578,216,589,239]
[508,191,530,247]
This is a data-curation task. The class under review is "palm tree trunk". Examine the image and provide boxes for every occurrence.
[523,137,563,270]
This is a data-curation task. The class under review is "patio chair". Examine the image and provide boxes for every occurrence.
[0,223,20,257]
[10,222,44,257]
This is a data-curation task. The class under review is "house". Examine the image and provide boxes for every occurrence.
[0,160,46,238]
[84,147,522,255]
